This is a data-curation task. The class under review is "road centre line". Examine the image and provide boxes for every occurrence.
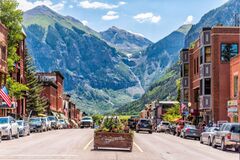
[83,138,94,150]
[133,142,143,153]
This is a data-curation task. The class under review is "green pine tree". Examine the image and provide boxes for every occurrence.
[25,51,48,116]
[0,0,28,98]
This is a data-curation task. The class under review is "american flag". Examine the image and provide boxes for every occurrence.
[0,86,12,107]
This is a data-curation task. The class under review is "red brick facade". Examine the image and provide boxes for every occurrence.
[180,26,240,124]
[229,55,240,122]
[37,71,64,115]
[0,23,8,117]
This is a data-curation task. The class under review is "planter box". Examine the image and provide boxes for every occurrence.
[94,132,133,151]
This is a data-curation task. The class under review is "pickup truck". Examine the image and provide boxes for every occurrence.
[212,123,240,152]
[80,117,93,128]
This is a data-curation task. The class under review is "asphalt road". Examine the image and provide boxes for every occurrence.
[0,129,239,160]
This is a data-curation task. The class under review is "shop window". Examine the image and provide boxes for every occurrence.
[184,64,189,76]
[234,76,238,97]
[205,46,211,63]
[205,78,211,95]
[221,43,238,62]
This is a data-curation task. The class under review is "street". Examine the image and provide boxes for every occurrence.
[0,129,238,160]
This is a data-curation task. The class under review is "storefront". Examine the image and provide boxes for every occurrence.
[227,100,239,123]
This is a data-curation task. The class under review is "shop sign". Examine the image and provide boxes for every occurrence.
[227,107,238,113]
[227,100,238,107]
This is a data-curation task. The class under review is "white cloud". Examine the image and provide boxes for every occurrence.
[17,0,65,11]
[68,5,74,9]
[133,12,161,23]
[102,11,119,20]
[184,15,194,24]
[79,1,126,9]
[127,30,145,37]
[82,20,88,26]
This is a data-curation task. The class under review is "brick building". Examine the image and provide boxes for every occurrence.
[180,26,240,124]
[0,22,9,116]
[12,30,27,119]
[228,55,240,122]
[37,71,64,115]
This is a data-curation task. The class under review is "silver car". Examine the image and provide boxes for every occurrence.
[17,120,30,137]
[0,116,19,140]
[41,117,51,131]
[212,123,240,151]
[200,127,219,145]
[157,121,170,132]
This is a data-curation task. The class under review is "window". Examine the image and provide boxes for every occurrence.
[194,59,196,74]
[205,78,211,95]
[221,43,238,62]
[205,46,211,63]
[184,89,189,101]
[200,80,203,95]
[184,64,189,76]
[200,48,203,64]
[197,57,199,73]
[234,76,238,97]
[1,46,6,61]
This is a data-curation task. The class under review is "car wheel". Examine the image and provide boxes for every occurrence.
[7,130,12,140]
[207,137,211,146]
[220,139,226,151]
[136,130,139,133]
[200,136,203,144]
[15,131,19,139]
[0,132,2,143]
[149,131,152,134]
[212,137,217,148]
[235,146,240,153]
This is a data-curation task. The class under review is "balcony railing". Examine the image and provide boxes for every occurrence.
[199,95,211,110]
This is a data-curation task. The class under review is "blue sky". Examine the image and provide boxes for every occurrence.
[18,0,229,42]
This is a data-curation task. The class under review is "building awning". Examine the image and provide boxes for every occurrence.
[59,113,68,120]
[51,111,60,118]
[38,114,47,117]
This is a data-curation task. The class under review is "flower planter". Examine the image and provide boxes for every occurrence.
[94,132,133,151]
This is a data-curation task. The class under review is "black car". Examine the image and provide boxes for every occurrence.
[136,119,153,134]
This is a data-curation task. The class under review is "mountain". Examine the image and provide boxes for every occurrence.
[100,26,153,56]
[23,5,140,114]
[134,24,192,89]
[117,63,180,114]
[185,0,240,47]
[121,0,240,115]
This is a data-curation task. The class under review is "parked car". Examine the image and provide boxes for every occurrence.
[200,127,219,145]
[0,128,2,143]
[48,116,59,129]
[80,116,93,128]
[212,123,240,151]
[169,124,177,135]
[0,116,19,140]
[59,119,68,129]
[29,117,45,132]
[136,119,153,134]
[41,117,51,131]
[157,121,170,132]
[128,115,140,130]
[16,120,30,137]
[180,124,200,140]
[176,120,191,136]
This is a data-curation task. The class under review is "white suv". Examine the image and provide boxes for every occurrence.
[0,116,19,140]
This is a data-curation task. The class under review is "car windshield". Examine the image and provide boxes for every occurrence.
[60,120,65,122]
[140,120,150,124]
[231,125,240,133]
[82,117,92,120]
[186,125,196,129]
[48,116,56,121]
[0,117,8,124]
[17,121,23,126]
[162,122,169,125]
[41,118,46,122]
[30,118,41,122]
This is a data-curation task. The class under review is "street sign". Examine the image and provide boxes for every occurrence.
[227,100,238,106]
[227,107,238,113]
